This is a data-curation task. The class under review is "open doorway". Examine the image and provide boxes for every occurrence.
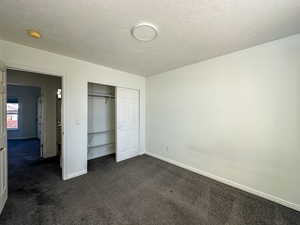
[87,83,116,167]
[6,69,62,177]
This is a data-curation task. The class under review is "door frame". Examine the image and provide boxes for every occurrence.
[0,62,8,215]
[5,64,66,179]
[37,95,45,158]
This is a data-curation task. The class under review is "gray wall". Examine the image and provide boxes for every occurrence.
[7,85,41,140]
[7,70,61,158]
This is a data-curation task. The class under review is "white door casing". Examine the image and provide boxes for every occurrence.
[0,63,7,215]
[116,87,140,162]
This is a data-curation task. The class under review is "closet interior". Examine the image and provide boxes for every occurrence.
[88,82,116,161]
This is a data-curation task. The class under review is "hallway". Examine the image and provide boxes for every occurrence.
[8,139,41,174]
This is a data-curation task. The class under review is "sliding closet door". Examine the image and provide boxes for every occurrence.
[116,87,139,162]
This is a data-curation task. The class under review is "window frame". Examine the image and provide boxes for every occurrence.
[7,101,20,130]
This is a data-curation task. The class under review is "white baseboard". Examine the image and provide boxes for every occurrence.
[0,189,8,214]
[63,169,87,181]
[146,152,300,212]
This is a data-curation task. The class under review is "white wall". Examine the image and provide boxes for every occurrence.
[7,85,40,140]
[0,40,146,180]
[7,71,61,158]
[147,34,300,211]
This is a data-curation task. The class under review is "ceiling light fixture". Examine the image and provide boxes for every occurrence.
[131,22,158,42]
[27,30,41,39]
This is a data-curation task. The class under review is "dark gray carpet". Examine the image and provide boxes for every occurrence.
[1,140,300,225]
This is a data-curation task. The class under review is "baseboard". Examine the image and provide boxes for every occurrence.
[0,189,8,214]
[42,152,57,159]
[8,136,38,140]
[146,152,300,212]
[63,169,87,181]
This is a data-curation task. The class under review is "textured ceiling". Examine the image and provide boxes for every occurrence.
[0,0,300,76]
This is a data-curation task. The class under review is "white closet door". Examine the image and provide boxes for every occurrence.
[116,87,139,162]
[0,65,7,215]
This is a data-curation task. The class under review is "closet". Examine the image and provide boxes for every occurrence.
[87,82,140,164]
[88,83,115,160]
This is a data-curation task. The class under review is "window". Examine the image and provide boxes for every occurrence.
[7,102,19,129]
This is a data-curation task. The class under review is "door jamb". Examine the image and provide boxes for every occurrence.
[5,65,66,180]
[0,64,8,215]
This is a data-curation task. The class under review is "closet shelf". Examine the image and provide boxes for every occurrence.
[88,143,115,148]
[88,93,115,98]
[88,130,115,135]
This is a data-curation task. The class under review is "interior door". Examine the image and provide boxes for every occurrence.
[0,64,7,215]
[116,87,140,162]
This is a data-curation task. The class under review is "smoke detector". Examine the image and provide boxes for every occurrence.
[131,22,158,42]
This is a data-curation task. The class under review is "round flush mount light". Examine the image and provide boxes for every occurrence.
[131,22,158,42]
[27,30,41,39]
